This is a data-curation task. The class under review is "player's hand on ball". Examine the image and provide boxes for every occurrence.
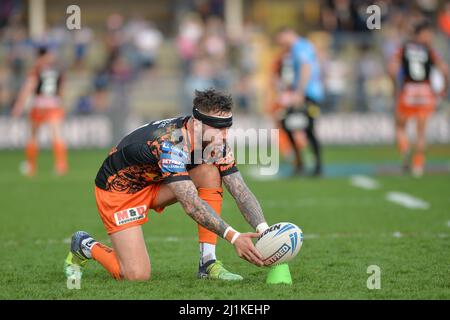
[233,232,264,267]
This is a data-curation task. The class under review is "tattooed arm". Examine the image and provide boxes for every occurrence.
[167,179,264,266]
[222,171,267,230]
[167,180,228,237]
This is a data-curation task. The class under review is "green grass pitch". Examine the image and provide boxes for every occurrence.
[0,145,449,299]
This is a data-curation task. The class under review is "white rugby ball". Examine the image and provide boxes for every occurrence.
[255,222,303,266]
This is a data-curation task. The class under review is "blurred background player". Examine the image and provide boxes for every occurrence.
[267,46,306,173]
[388,20,448,177]
[275,27,324,176]
[11,46,68,176]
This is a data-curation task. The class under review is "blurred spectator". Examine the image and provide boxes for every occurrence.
[183,58,214,113]
[417,0,439,18]
[0,0,447,123]
[235,73,253,113]
[0,0,21,30]
[132,21,162,75]
[232,22,259,113]
[73,27,93,69]
[0,65,10,114]
[74,93,94,115]
[108,51,133,143]
[438,2,450,38]
[176,13,204,76]
[3,12,29,111]
[322,53,349,112]
[105,13,125,57]
[201,17,230,90]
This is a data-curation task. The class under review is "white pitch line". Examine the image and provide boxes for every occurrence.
[303,233,320,239]
[4,232,450,247]
[350,175,380,190]
[258,197,378,208]
[386,191,430,210]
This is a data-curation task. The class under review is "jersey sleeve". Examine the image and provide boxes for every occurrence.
[214,143,239,177]
[155,139,191,184]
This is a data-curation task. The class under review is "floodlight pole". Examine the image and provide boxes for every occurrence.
[28,0,46,40]
[225,0,243,39]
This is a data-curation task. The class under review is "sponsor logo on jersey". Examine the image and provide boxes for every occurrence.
[114,205,147,226]
[161,141,189,160]
[161,157,185,173]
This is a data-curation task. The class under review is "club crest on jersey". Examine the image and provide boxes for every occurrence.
[114,205,147,226]
[161,141,188,159]
[161,141,174,152]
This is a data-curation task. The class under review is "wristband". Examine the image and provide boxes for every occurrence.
[230,232,241,244]
[256,222,269,233]
[223,226,239,243]
[223,226,234,239]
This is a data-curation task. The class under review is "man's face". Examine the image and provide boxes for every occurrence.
[276,31,293,49]
[41,52,55,66]
[416,29,433,46]
[197,110,231,163]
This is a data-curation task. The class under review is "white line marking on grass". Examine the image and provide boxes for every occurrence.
[303,233,320,239]
[4,240,18,246]
[386,192,430,210]
[260,197,378,208]
[350,175,380,190]
[6,232,450,248]
[447,221,450,227]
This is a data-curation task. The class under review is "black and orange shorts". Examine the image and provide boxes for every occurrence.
[95,184,165,235]
[30,107,64,125]
[396,83,436,119]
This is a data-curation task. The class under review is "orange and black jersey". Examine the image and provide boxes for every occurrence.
[95,116,238,194]
[32,66,64,96]
[396,41,439,84]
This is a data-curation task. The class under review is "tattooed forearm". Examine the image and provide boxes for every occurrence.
[222,172,266,229]
[168,180,228,237]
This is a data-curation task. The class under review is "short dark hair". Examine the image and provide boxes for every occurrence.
[37,45,49,56]
[193,88,233,114]
[413,20,432,35]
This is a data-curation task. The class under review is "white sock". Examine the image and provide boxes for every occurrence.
[199,243,216,267]
[80,237,97,259]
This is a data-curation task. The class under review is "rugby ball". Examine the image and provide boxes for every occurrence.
[255,222,303,266]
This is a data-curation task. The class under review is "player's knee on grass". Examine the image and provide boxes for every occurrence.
[122,263,151,281]
[189,164,221,189]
